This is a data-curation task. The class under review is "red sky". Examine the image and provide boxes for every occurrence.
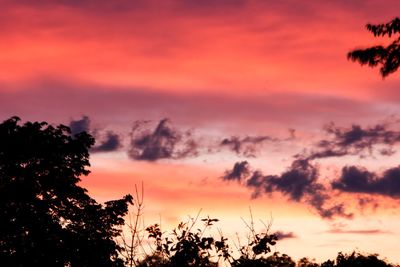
[2,0,400,263]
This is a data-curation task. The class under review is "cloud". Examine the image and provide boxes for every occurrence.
[220,135,277,157]
[91,131,121,153]
[222,161,250,181]
[327,228,389,235]
[128,118,197,161]
[251,159,320,202]
[69,115,121,153]
[220,120,400,219]
[307,122,400,160]
[332,165,400,198]
[69,115,90,135]
[225,159,352,219]
[274,230,297,240]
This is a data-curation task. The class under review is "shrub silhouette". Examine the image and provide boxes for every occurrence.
[137,216,398,267]
[137,214,280,267]
[0,117,133,266]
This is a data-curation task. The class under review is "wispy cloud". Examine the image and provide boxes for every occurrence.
[220,135,278,157]
[305,122,400,160]
[327,228,390,235]
[128,118,197,161]
[274,230,297,240]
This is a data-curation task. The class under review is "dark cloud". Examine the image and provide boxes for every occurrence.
[226,159,352,219]
[69,116,121,153]
[332,165,400,198]
[128,118,197,161]
[221,121,400,219]
[69,116,90,135]
[91,131,121,153]
[253,159,320,202]
[307,122,400,160]
[222,161,250,181]
[220,136,276,157]
[274,231,297,240]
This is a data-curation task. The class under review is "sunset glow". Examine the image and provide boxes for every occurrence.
[2,0,400,264]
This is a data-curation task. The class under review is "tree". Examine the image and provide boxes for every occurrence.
[334,252,394,267]
[0,117,133,267]
[347,17,400,77]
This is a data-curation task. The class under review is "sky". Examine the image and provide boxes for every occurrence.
[2,0,400,263]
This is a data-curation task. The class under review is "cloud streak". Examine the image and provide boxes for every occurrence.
[327,228,389,235]
[220,135,277,157]
[274,230,297,240]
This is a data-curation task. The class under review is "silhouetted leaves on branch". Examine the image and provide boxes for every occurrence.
[348,17,400,77]
[0,117,133,267]
[138,214,280,267]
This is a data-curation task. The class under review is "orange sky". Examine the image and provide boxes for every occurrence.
[1,0,400,264]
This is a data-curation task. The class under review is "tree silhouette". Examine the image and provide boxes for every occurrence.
[0,117,133,267]
[333,252,394,267]
[347,17,400,77]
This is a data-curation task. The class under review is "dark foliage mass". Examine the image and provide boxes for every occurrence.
[0,117,132,267]
[135,217,397,267]
[348,17,400,77]
[137,216,279,267]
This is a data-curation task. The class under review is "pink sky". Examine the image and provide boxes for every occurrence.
[2,0,400,263]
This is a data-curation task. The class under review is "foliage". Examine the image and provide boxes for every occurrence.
[297,257,319,267]
[139,215,221,267]
[0,117,133,267]
[347,17,400,77]
[333,252,395,267]
[136,216,398,267]
[136,211,280,267]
